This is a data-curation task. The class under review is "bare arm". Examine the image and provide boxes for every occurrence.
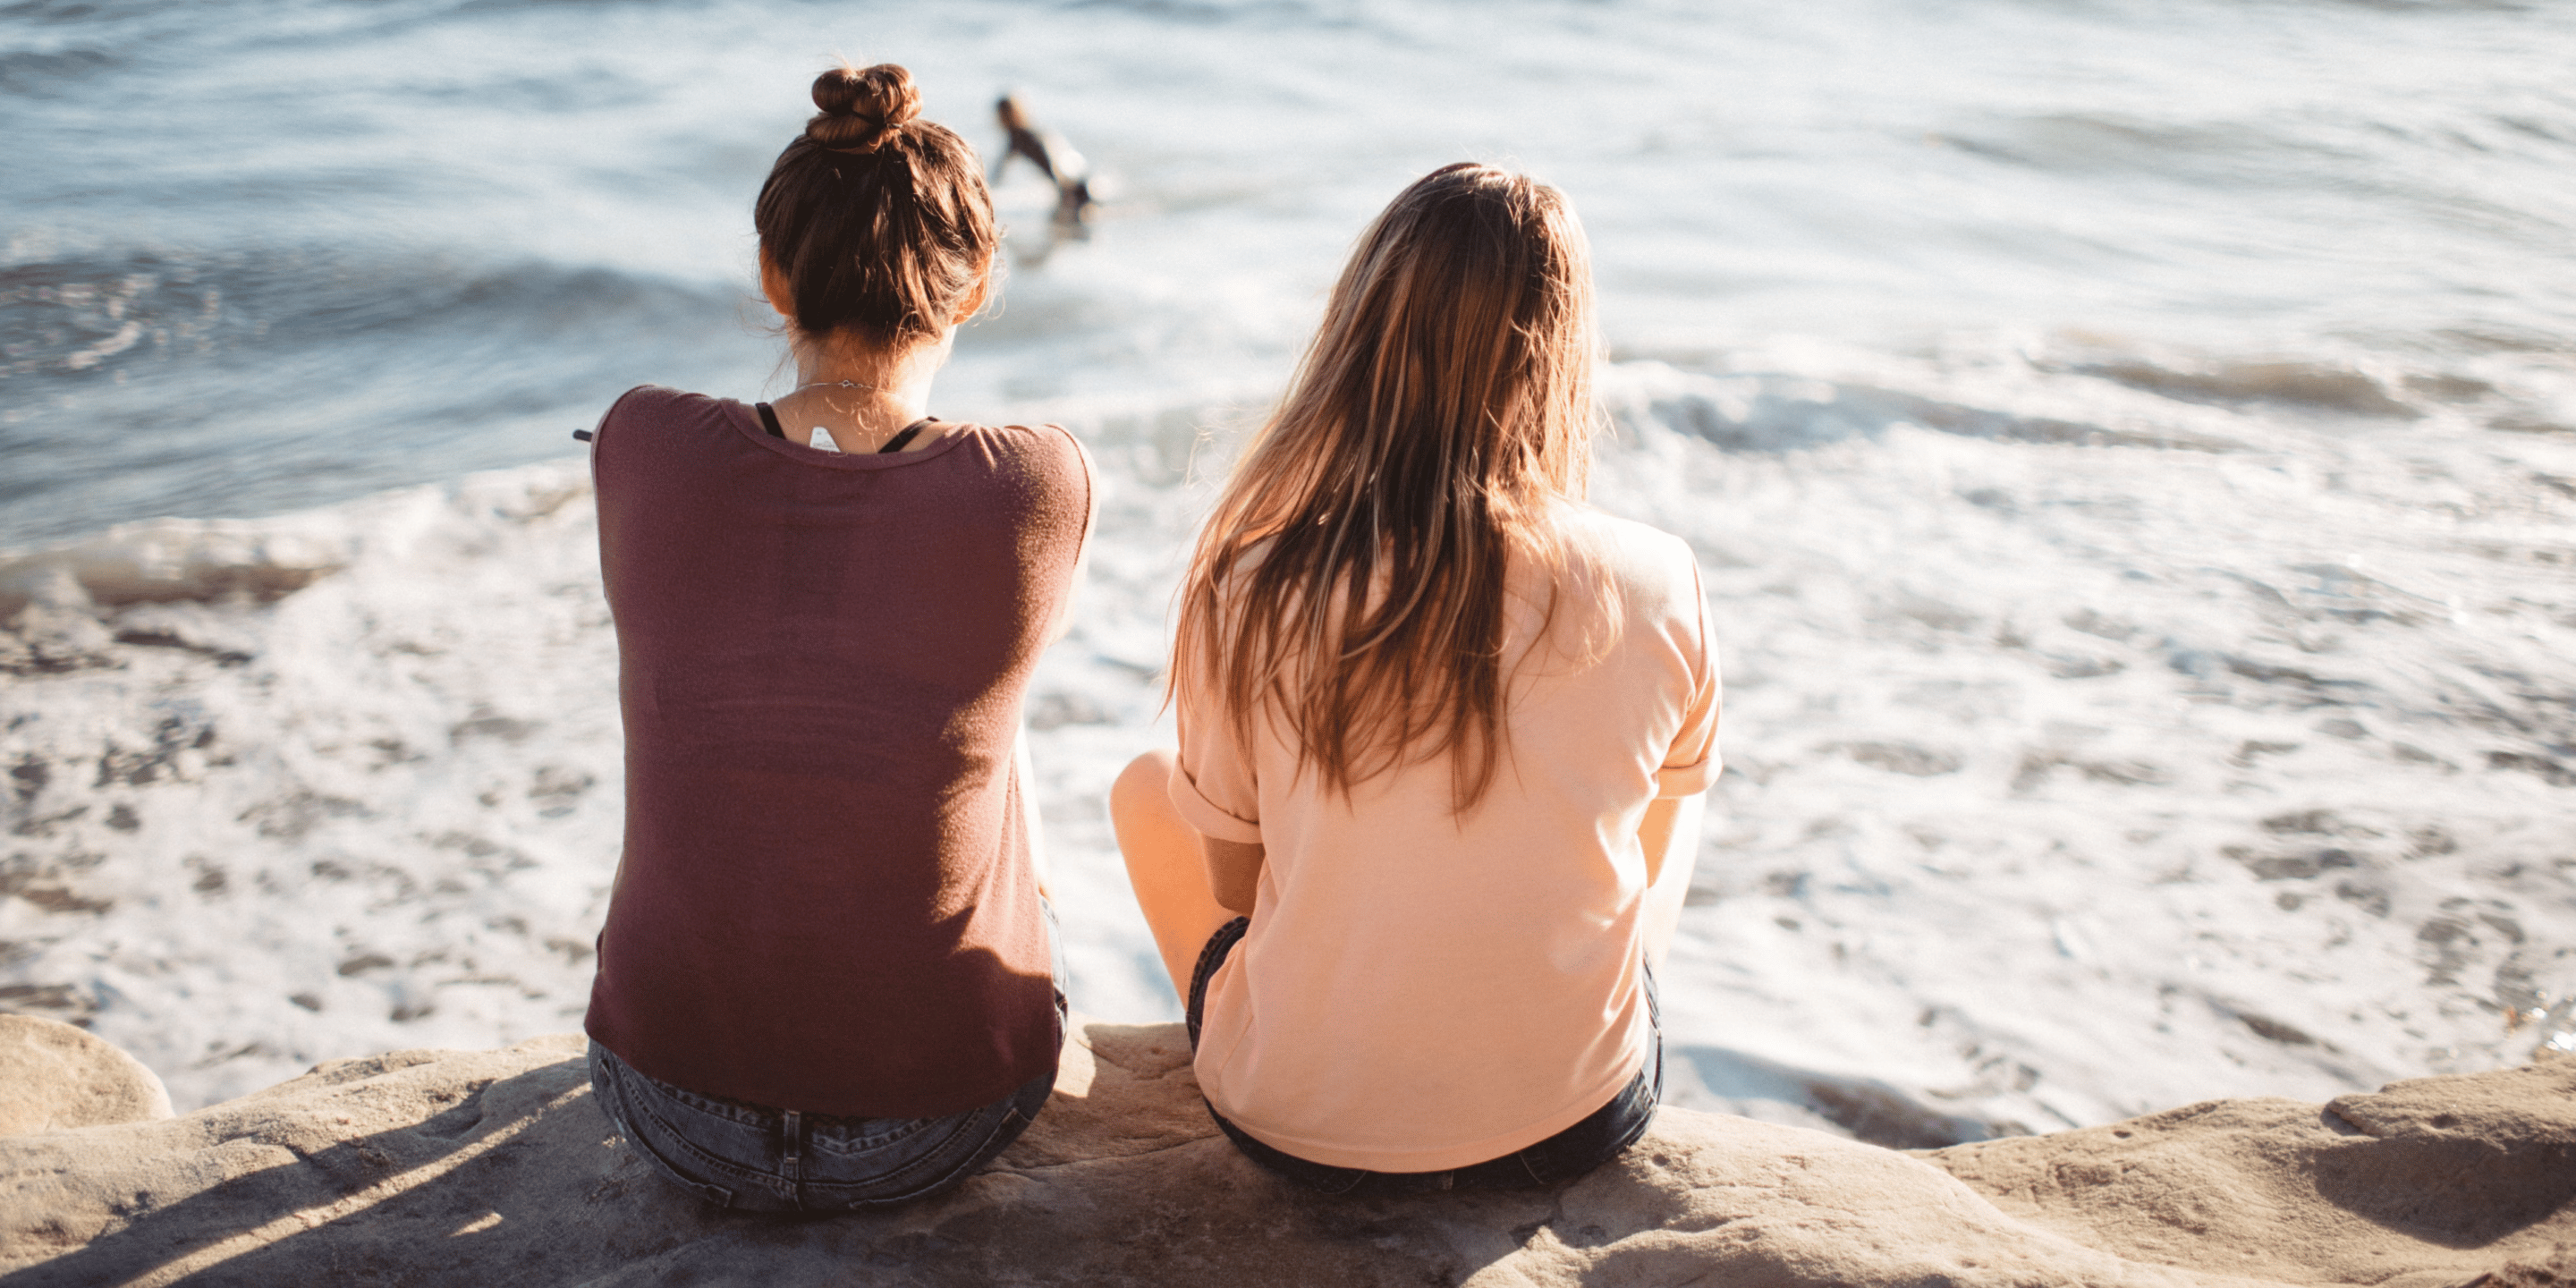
[1639,792,1706,971]
[1203,836,1265,917]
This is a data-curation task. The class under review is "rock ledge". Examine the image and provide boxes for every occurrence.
[0,1018,2568,1286]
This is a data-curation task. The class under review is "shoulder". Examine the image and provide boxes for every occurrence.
[1552,507,1699,600]
[955,422,1094,500]
[963,421,1085,463]
[603,384,692,419]
[599,385,738,433]
[1547,509,1715,686]
[592,388,755,496]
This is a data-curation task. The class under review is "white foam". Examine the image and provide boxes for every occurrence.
[4,354,2573,1136]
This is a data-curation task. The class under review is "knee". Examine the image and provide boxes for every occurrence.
[1111,749,1178,823]
[1113,747,1180,814]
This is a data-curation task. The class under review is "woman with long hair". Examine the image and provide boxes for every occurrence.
[581,64,1092,1212]
[1113,163,1718,1193]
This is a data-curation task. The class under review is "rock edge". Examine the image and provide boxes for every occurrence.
[0,1019,2567,1287]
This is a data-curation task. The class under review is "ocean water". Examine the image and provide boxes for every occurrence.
[4,0,2574,1136]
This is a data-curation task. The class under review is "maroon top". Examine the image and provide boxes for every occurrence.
[582,386,1091,1117]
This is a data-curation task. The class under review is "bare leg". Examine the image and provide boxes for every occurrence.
[1111,749,1237,1003]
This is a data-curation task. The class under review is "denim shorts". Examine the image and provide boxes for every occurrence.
[589,907,1070,1213]
[1185,916,1663,1196]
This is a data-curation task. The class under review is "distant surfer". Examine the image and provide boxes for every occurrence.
[993,94,1097,226]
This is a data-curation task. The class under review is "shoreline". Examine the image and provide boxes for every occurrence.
[4,363,2573,1127]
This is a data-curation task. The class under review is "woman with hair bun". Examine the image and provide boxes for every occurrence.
[1113,163,1719,1193]
[580,63,1093,1212]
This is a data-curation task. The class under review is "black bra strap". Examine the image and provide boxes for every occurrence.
[761,405,935,453]
[879,419,933,453]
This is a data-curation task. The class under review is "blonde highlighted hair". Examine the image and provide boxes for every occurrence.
[1173,163,1602,811]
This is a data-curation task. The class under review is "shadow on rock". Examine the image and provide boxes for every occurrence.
[2314,1066,2576,1250]
[0,1047,631,1288]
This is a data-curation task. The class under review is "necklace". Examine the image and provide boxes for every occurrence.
[790,378,886,394]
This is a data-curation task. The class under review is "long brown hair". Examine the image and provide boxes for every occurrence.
[753,63,996,345]
[1173,163,1602,811]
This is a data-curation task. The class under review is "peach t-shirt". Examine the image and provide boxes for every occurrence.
[1168,506,1721,1173]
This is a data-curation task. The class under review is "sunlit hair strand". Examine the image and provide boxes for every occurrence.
[1172,163,1603,812]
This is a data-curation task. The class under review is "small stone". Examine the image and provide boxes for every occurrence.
[0,1014,173,1135]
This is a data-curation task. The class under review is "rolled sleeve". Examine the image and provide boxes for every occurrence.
[1655,752,1720,798]
[1171,663,1265,843]
[1169,758,1264,843]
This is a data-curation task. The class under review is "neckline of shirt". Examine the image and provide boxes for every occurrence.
[722,397,974,470]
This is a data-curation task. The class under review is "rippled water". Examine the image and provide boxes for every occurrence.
[7,0,2573,545]
[4,0,2574,1127]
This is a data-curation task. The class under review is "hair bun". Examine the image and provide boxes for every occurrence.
[806,63,920,154]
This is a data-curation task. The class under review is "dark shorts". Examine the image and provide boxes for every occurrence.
[1185,916,1663,1196]
[588,903,1070,1213]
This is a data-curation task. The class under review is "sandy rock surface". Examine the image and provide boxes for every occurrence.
[0,1019,2566,1287]
[0,1014,172,1137]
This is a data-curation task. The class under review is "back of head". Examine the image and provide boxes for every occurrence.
[755,63,996,347]
[1176,162,1602,811]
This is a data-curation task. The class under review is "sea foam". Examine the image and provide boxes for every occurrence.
[4,354,2571,1135]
